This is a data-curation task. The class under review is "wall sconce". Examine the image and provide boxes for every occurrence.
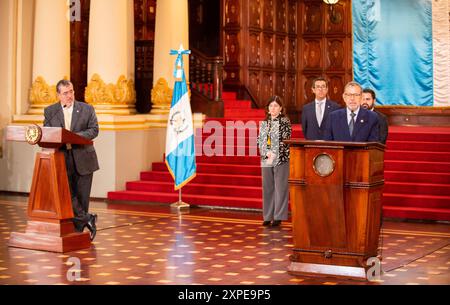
[323,0,341,24]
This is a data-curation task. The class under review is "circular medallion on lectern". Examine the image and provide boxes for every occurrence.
[24,124,42,145]
[313,153,335,177]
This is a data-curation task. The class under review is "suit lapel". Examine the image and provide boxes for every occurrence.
[70,101,81,132]
[55,105,65,128]
[340,110,351,139]
[353,108,367,141]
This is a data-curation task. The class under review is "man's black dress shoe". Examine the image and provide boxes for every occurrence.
[262,221,271,226]
[85,214,97,241]
[271,220,281,227]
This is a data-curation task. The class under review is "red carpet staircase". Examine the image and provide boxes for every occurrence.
[108,92,450,221]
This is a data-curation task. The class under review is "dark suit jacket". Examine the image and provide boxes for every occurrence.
[375,109,388,144]
[324,107,380,142]
[301,99,340,140]
[44,101,100,175]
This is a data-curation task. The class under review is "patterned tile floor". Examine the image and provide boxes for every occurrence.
[0,194,449,285]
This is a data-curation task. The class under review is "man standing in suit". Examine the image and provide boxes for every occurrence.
[362,88,388,144]
[44,80,99,240]
[301,77,340,140]
[324,81,379,142]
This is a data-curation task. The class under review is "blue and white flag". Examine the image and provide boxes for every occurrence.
[165,46,196,190]
[352,0,450,106]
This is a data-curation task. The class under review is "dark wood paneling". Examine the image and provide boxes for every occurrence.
[298,0,353,112]
[134,0,156,113]
[70,0,90,102]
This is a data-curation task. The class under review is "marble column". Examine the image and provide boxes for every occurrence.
[85,0,136,114]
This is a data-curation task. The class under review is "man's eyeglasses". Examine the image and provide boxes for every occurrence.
[314,86,327,90]
[344,93,361,98]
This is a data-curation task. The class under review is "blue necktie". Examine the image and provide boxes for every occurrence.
[349,111,356,136]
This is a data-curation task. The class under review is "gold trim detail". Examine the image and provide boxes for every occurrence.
[29,76,58,105]
[85,74,136,106]
[151,78,173,108]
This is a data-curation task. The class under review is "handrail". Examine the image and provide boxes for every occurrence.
[189,48,223,102]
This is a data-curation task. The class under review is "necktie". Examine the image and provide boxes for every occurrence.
[316,102,323,126]
[349,111,356,136]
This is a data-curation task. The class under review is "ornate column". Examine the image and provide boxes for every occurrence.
[28,0,70,114]
[151,0,189,114]
[85,0,136,114]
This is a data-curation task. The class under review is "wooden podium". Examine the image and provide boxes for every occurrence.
[6,125,91,252]
[285,140,385,280]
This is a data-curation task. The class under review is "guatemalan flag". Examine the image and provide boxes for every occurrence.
[165,46,196,190]
[352,0,450,106]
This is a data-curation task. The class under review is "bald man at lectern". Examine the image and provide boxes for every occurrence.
[43,79,99,240]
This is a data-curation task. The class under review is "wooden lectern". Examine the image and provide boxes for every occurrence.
[6,125,91,252]
[285,140,385,280]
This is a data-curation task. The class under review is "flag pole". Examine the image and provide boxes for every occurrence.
[170,187,190,209]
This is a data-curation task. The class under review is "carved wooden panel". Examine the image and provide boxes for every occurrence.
[302,75,316,104]
[304,3,322,34]
[225,0,240,26]
[275,36,286,69]
[327,39,345,69]
[262,34,274,68]
[303,39,322,69]
[326,2,346,34]
[224,33,240,65]
[288,1,297,34]
[134,0,156,40]
[296,0,352,113]
[328,75,345,105]
[249,70,261,101]
[276,0,287,32]
[249,32,261,67]
[275,73,286,98]
[261,72,274,105]
[263,0,274,30]
[288,38,297,71]
[224,68,240,84]
[286,73,296,108]
[249,0,261,28]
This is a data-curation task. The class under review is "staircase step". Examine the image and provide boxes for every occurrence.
[384,150,450,162]
[387,127,450,142]
[141,171,262,186]
[383,206,450,221]
[384,181,450,196]
[126,181,262,198]
[382,193,450,209]
[224,109,266,118]
[386,140,450,152]
[222,91,237,100]
[107,190,262,209]
[385,171,450,184]
[153,162,261,175]
[384,160,450,173]
[195,155,260,165]
[223,101,252,109]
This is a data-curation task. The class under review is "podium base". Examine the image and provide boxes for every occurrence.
[287,262,367,281]
[8,220,91,253]
[170,201,190,209]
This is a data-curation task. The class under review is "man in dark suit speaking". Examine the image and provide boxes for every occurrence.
[324,81,379,142]
[301,77,340,140]
[44,79,99,240]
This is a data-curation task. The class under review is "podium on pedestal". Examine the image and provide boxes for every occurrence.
[285,140,385,280]
[6,125,91,252]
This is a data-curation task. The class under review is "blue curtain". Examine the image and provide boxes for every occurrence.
[352,0,433,106]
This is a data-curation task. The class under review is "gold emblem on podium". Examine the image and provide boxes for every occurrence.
[313,153,335,177]
[24,124,42,145]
